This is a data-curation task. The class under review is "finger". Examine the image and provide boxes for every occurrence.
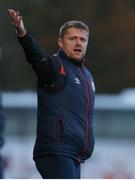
[8,9,16,14]
[16,11,20,16]
[8,9,18,19]
[8,10,15,18]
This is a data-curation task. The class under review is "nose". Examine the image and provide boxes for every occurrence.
[76,38,82,45]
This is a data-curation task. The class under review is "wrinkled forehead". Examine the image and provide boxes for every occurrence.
[63,27,89,38]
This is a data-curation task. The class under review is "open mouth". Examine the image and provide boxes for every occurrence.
[74,49,82,53]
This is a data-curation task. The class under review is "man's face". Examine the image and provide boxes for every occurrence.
[58,27,89,60]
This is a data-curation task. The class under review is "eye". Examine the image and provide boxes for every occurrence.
[80,38,87,42]
[69,37,76,41]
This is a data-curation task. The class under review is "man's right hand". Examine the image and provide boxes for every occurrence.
[8,9,26,37]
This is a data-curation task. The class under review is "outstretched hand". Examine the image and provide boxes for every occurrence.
[8,9,26,36]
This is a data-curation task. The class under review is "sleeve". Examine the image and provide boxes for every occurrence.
[18,32,61,85]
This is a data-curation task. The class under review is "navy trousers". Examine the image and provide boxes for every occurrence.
[35,155,81,179]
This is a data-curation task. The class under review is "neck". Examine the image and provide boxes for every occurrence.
[58,49,84,67]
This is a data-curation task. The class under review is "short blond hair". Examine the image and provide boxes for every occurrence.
[59,20,89,38]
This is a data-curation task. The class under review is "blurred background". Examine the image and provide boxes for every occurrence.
[0,0,135,178]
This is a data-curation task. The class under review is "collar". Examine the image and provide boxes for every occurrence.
[58,49,84,67]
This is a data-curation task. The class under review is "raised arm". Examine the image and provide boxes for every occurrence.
[8,9,61,86]
[8,9,48,63]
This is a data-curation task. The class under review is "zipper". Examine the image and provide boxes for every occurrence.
[78,68,90,155]
[56,115,63,143]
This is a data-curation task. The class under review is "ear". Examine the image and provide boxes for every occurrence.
[57,38,63,48]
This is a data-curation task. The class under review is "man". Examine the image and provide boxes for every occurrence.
[0,90,5,178]
[8,9,95,179]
